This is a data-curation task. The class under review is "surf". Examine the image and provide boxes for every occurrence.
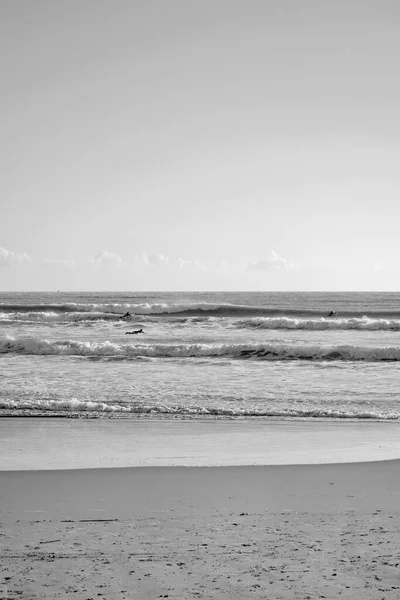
[2,335,400,362]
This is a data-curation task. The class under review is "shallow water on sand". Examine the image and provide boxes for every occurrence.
[1,418,400,470]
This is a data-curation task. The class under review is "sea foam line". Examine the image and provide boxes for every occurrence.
[0,399,398,420]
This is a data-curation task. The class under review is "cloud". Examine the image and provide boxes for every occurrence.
[131,251,291,276]
[0,246,32,266]
[132,253,210,273]
[247,251,292,272]
[132,253,170,269]
[178,258,207,271]
[145,253,170,268]
[178,258,190,270]
[90,251,123,269]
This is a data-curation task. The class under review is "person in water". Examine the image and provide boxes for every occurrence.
[121,311,131,319]
[328,311,337,317]
[126,328,144,335]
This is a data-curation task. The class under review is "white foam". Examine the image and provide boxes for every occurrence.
[0,398,397,420]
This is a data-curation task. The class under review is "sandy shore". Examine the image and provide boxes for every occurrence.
[1,461,400,599]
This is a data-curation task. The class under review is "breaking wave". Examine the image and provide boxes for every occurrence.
[0,311,139,324]
[235,316,400,331]
[2,335,400,362]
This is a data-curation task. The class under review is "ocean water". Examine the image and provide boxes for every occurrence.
[1,291,400,421]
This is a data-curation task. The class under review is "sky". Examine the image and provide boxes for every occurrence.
[1,0,400,291]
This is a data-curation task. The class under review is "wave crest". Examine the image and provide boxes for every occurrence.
[2,335,400,362]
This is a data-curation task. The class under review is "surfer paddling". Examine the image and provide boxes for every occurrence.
[126,329,144,335]
[328,311,337,317]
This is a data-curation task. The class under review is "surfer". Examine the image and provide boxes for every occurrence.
[328,311,337,317]
[126,329,144,335]
[120,311,131,319]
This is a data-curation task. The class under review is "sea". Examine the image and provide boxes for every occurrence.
[1,291,400,422]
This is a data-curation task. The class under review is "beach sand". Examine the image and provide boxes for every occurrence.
[1,460,400,599]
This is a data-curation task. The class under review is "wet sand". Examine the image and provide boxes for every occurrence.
[1,461,400,599]
[2,418,400,469]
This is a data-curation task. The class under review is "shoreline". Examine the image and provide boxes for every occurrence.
[1,410,399,421]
